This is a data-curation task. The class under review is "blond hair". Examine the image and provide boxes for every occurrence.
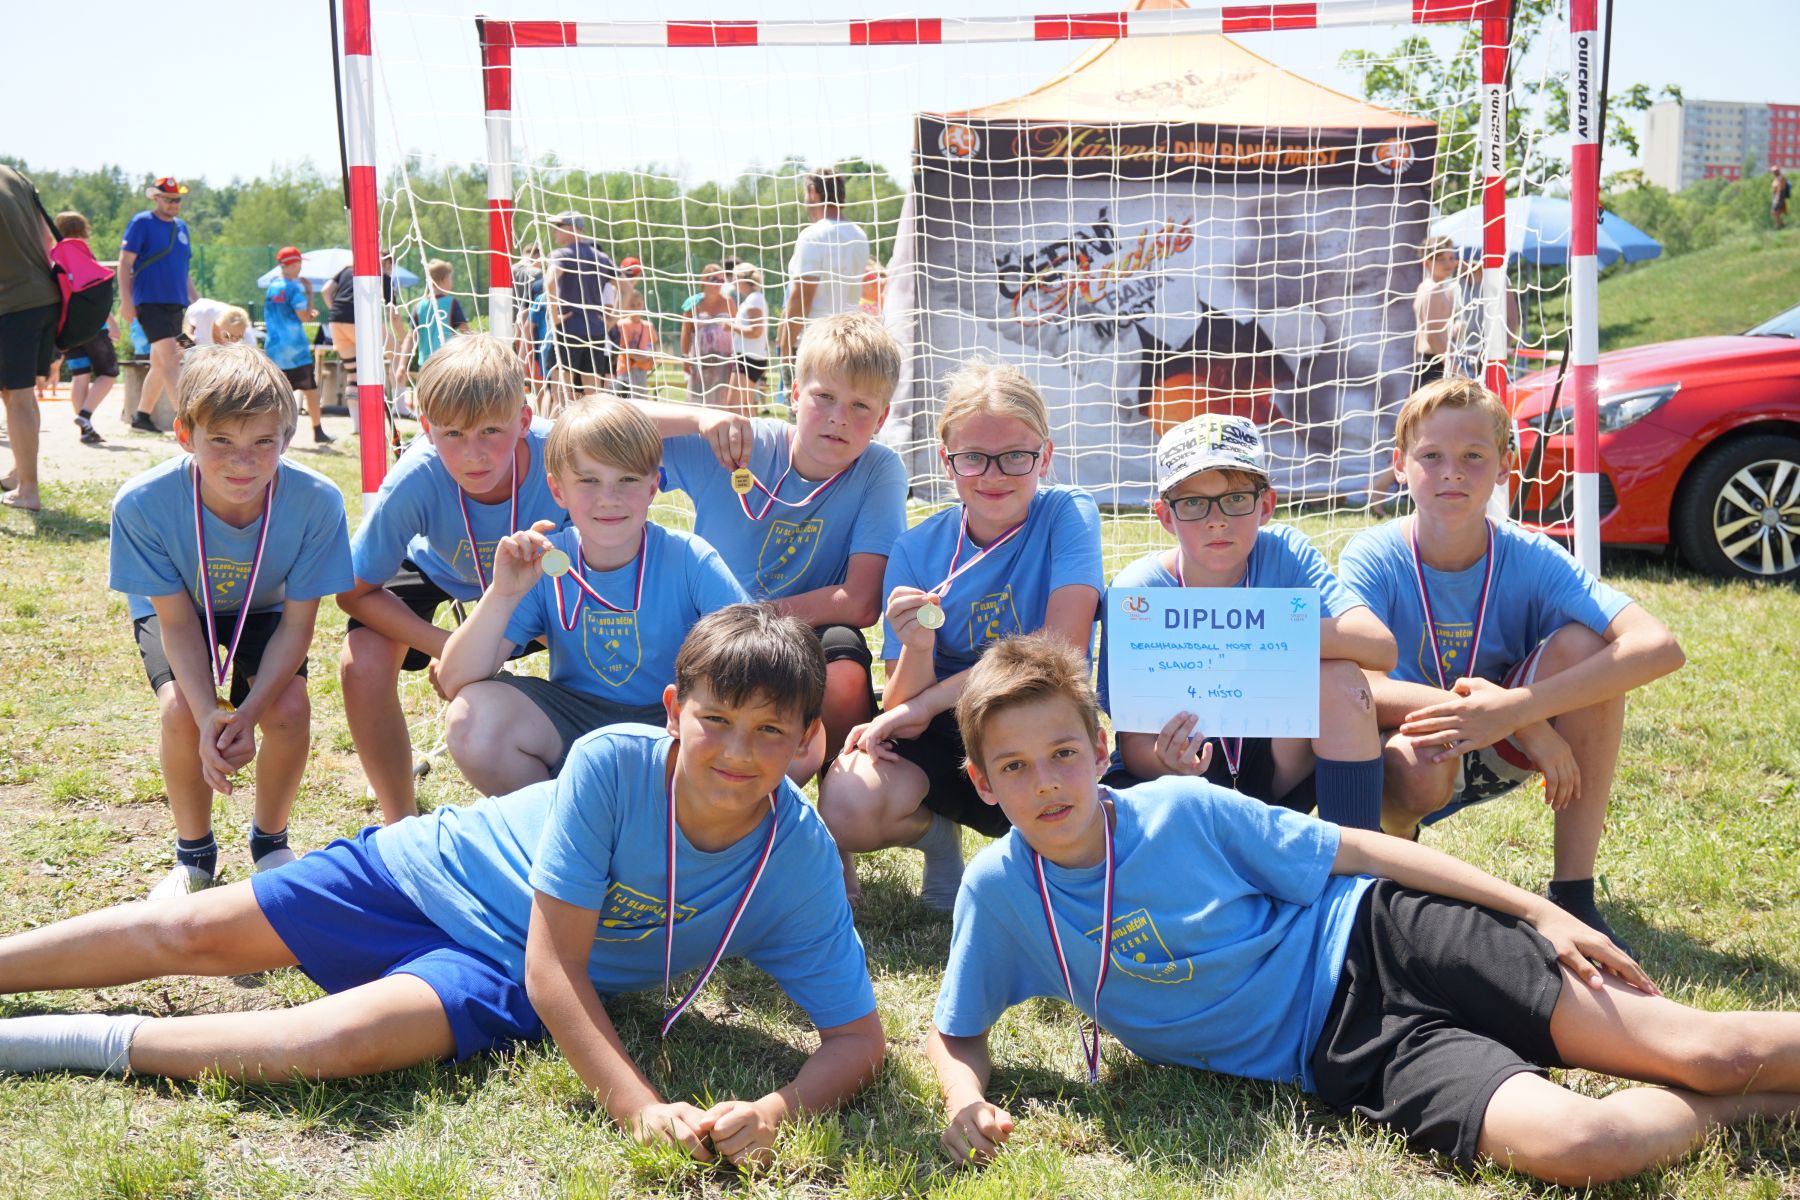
[54,211,90,239]
[794,311,901,406]
[213,306,251,340]
[937,359,1048,445]
[426,258,453,287]
[1394,376,1512,457]
[546,396,661,479]
[414,333,525,428]
[175,345,298,433]
[956,634,1102,774]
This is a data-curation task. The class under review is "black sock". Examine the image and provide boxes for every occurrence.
[76,410,92,423]
[175,834,218,877]
[1312,755,1384,831]
[1547,878,1635,956]
[249,824,289,863]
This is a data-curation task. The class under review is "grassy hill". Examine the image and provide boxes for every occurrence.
[1589,230,1800,351]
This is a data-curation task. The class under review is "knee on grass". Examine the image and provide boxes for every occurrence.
[1383,748,1457,821]
[1487,1101,1648,1186]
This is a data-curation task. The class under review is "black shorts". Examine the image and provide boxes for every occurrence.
[1309,881,1567,1169]
[1412,356,1447,395]
[0,301,58,391]
[281,362,318,391]
[134,611,309,707]
[893,709,1010,838]
[1101,736,1314,814]
[818,624,875,710]
[137,302,188,345]
[68,330,120,378]
[345,560,542,673]
[731,354,768,384]
[552,330,612,380]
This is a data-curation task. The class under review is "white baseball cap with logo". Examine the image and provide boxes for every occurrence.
[1155,414,1270,494]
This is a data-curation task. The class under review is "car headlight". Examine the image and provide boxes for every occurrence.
[1526,384,1680,435]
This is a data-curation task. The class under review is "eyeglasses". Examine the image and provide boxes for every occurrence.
[157,195,183,204]
[1167,487,1266,521]
[944,447,1044,477]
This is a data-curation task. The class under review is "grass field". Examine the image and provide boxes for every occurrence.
[1,429,1798,1200]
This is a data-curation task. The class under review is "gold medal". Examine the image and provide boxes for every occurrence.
[216,699,235,715]
[540,548,571,578]
[916,601,945,630]
[730,467,755,495]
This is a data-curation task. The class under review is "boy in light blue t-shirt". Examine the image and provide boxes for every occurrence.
[641,312,908,781]
[338,334,567,823]
[262,246,332,445]
[1336,379,1684,949]
[437,398,747,793]
[0,606,883,1171]
[926,635,1800,1188]
[819,361,1103,911]
[1095,415,1397,830]
[108,346,354,900]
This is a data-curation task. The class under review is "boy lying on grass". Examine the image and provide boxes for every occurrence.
[928,633,1800,1187]
[0,605,883,1167]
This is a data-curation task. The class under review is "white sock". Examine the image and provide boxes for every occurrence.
[910,813,966,913]
[0,1013,148,1076]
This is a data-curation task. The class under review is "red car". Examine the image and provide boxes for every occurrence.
[1511,302,1800,581]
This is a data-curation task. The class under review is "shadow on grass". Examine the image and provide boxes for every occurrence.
[0,504,110,543]
[1611,902,1800,999]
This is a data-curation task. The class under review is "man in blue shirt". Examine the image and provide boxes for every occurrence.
[117,177,198,434]
[263,247,333,445]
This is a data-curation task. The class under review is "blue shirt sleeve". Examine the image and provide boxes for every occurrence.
[933,857,1040,1037]
[502,583,549,649]
[1270,525,1360,617]
[121,213,150,257]
[1520,534,1633,637]
[108,483,185,600]
[877,534,925,665]
[1198,791,1341,908]
[281,474,355,601]
[450,298,467,327]
[846,449,908,560]
[689,538,750,612]
[743,858,877,1030]
[1049,489,1106,594]
[527,735,624,910]
[659,433,713,497]
[1334,527,1399,626]
[350,468,433,586]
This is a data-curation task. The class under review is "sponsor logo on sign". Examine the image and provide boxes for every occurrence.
[939,123,980,159]
[1371,136,1414,176]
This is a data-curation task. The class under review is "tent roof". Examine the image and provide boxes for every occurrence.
[935,0,1432,130]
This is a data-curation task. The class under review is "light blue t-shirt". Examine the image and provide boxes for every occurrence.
[350,419,566,601]
[501,523,748,706]
[263,278,312,370]
[880,484,1104,679]
[1096,523,1364,714]
[1337,518,1632,688]
[933,778,1372,1091]
[660,419,907,600]
[109,455,355,622]
[376,726,877,1029]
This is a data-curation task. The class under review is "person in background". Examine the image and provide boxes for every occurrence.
[263,247,333,445]
[726,262,770,417]
[1772,167,1790,231]
[682,263,735,407]
[185,298,258,349]
[544,211,617,405]
[117,177,198,436]
[1412,236,1458,394]
[0,164,59,510]
[47,211,119,447]
[777,169,869,363]
[611,290,658,401]
[397,259,469,382]
[322,250,401,412]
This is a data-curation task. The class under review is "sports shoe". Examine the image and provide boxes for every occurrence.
[312,425,335,445]
[252,846,299,874]
[912,812,965,913]
[129,413,161,434]
[76,418,103,445]
[147,863,217,902]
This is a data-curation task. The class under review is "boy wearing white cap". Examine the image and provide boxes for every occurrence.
[1096,414,1397,828]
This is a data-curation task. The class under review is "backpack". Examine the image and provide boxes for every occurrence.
[34,195,117,351]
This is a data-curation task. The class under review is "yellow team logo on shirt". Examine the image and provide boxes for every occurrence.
[757,517,824,596]
[581,609,642,689]
[593,882,697,942]
[448,537,500,586]
[191,557,255,607]
[1419,620,1474,681]
[1088,907,1193,985]
[964,587,1021,651]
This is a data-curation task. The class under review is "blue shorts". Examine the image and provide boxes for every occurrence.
[250,828,545,1061]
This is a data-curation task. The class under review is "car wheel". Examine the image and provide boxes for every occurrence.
[1673,434,1800,582]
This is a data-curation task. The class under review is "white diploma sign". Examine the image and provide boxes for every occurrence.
[1106,587,1321,738]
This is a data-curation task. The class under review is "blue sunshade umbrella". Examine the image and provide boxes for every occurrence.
[256,248,421,290]
[1432,196,1662,268]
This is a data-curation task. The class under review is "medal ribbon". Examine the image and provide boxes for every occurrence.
[1031,798,1116,1084]
[735,459,848,521]
[456,446,520,592]
[192,463,274,690]
[552,527,648,631]
[660,771,780,1037]
[1174,551,1252,783]
[1408,517,1496,691]
[930,508,1029,601]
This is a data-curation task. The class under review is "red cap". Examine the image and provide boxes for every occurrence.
[276,246,303,264]
[147,176,189,198]
[620,256,643,276]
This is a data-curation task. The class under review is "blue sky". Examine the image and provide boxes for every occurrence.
[11,0,1788,189]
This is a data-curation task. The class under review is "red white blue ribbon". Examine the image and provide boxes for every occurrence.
[931,507,1029,600]
[1031,796,1116,1084]
[1174,551,1251,785]
[192,462,274,690]
[552,527,647,631]
[734,457,847,521]
[456,446,519,592]
[660,771,779,1037]
[1408,517,1495,691]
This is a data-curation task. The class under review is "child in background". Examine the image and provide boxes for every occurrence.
[611,291,658,401]
[337,334,566,822]
[1337,378,1684,950]
[51,212,119,445]
[263,247,332,445]
[399,259,469,379]
[819,360,1102,909]
[437,398,745,794]
[185,298,257,349]
[1096,415,1396,829]
[108,346,354,899]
